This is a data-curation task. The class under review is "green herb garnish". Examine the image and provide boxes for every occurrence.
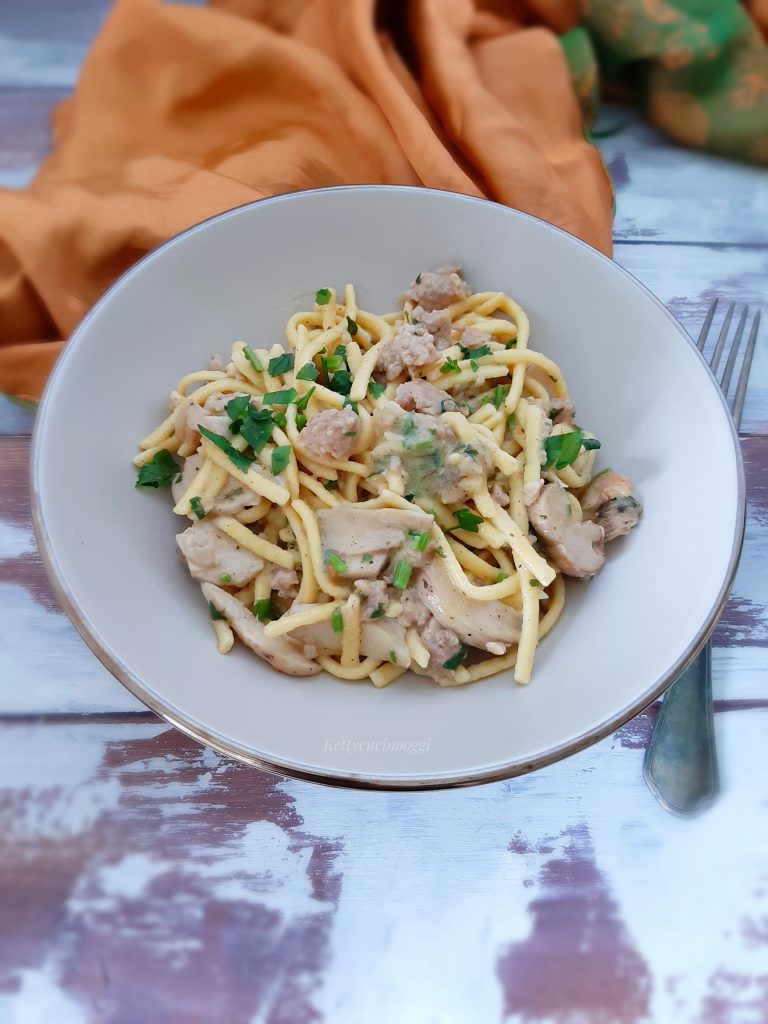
[452,508,484,533]
[389,650,397,664]
[295,385,316,413]
[218,573,231,584]
[443,645,467,671]
[460,344,492,360]
[327,370,353,396]
[136,449,178,489]
[253,598,276,622]
[505,338,517,349]
[209,602,224,621]
[296,413,307,430]
[440,357,461,375]
[331,607,344,633]
[345,316,359,336]
[326,552,347,574]
[316,288,332,305]
[297,362,319,381]
[271,445,291,475]
[543,429,600,471]
[368,381,385,399]
[243,346,263,373]
[470,359,479,372]
[263,388,297,406]
[412,531,431,552]
[495,572,508,583]
[190,496,206,520]
[392,560,413,590]
[268,352,294,377]
[492,384,506,409]
[370,605,385,619]
[323,480,338,491]
[199,426,253,473]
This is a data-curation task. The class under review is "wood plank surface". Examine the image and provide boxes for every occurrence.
[0,710,766,1023]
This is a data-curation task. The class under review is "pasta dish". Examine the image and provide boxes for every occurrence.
[134,267,641,687]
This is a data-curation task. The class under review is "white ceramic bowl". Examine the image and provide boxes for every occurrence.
[32,187,744,789]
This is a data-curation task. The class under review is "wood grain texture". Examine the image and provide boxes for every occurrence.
[0,711,766,1023]
[1,434,766,714]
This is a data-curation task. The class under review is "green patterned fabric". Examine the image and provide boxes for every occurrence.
[560,1,768,163]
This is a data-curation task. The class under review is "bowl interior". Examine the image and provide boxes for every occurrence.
[33,187,742,788]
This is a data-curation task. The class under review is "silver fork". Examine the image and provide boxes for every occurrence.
[643,300,760,816]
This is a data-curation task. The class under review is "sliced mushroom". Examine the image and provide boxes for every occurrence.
[317,506,433,579]
[596,496,642,541]
[528,483,605,579]
[414,557,521,652]
[291,612,411,668]
[580,471,634,517]
[202,583,320,676]
[177,520,263,586]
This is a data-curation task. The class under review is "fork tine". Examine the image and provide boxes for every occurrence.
[720,306,749,395]
[731,310,760,430]
[697,298,718,352]
[710,302,735,373]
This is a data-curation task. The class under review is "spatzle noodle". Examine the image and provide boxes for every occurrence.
[135,267,642,686]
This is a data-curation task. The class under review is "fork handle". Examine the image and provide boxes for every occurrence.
[643,644,719,816]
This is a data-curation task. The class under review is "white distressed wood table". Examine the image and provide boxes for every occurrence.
[1,6,766,1022]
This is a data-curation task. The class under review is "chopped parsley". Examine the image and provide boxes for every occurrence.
[529,579,538,588]
[452,508,484,533]
[411,531,431,552]
[136,449,178,489]
[218,573,231,584]
[296,362,319,381]
[323,480,338,491]
[443,645,467,671]
[295,385,316,412]
[326,552,347,575]
[492,384,506,409]
[331,607,344,634]
[460,344,492,360]
[343,397,358,412]
[263,388,297,406]
[370,605,385,619]
[243,345,263,373]
[505,338,517,349]
[271,445,291,475]
[392,560,413,590]
[227,397,275,456]
[544,429,601,471]
[470,359,479,372]
[495,572,508,583]
[345,316,359,336]
[268,352,294,377]
[324,351,346,374]
[189,496,206,520]
[209,602,224,621]
[506,414,516,431]
[199,426,253,473]
[296,413,307,431]
[440,357,461,375]
[389,650,397,664]
[368,381,385,399]
[327,370,353,396]
[315,288,332,305]
[253,598,276,622]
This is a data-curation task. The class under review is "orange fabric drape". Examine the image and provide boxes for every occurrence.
[0,0,612,403]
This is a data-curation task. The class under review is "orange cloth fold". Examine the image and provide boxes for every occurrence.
[0,0,612,403]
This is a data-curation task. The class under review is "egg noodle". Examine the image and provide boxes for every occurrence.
[134,269,634,688]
